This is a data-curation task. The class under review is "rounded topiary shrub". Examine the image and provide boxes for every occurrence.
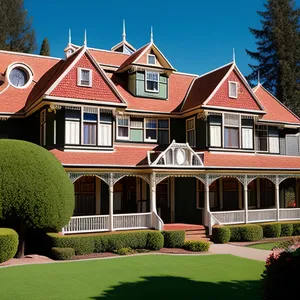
[162,230,185,248]
[292,222,300,236]
[183,241,210,252]
[0,228,18,263]
[228,225,263,242]
[51,247,75,260]
[280,223,293,237]
[146,231,164,250]
[212,226,231,244]
[228,226,242,242]
[261,223,281,238]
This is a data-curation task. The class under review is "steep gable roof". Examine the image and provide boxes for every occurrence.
[253,84,300,125]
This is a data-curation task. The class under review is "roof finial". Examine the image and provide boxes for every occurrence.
[258,69,260,85]
[122,19,126,42]
[233,48,236,63]
[84,29,87,47]
[68,28,72,45]
[150,26,153,43]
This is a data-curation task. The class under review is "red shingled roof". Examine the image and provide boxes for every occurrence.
[89,49,130,66]
[110,72,196,112]
[253,84,300,124]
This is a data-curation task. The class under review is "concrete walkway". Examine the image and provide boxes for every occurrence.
[209,244,271,261]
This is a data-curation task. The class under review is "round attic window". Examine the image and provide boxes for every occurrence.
[9,67,28,87]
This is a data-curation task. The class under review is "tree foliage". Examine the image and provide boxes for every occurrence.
[0,0,36,53]
[40,38,50,56]
[0,140,74,257]
[246,0,300,114]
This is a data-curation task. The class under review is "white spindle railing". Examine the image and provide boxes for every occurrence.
[211,210,245,224]
[63,215,109,234]
[113,213,152,230]
[248,209,277,223]
[279,208,300,220]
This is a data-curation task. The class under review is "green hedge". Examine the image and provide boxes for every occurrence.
[48,230,164,255]
[0,228,18,263]
[291,222,300,236]
[280,223,293,237]
[212,226,231,244]
[260,223,281,238]
[183,241,210,252]
[228,224,263,242]
[162,230,185,248]
[51,247,75,260]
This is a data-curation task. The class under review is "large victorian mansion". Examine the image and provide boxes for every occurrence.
[1,24,300,235]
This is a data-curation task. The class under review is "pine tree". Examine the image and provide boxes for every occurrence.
[246,0,300,114]
[39,38,50,56]
[0,0,36,53]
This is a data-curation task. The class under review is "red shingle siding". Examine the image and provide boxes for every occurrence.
[50,53,122,103]
[207,70,261,111]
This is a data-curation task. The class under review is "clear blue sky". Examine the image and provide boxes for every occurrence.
[24,0,274,76]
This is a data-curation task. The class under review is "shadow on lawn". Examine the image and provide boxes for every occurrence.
[91,276,262,300]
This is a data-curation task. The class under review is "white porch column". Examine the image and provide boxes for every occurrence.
[170,177,175,223]
[244,177,248,223]
[204,177,211,234]
[150,173,157,228]
[275,175,280,221]
[109,175,114,231]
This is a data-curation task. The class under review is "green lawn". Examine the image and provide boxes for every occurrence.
[248,242,279,250]
[0,254,264,300]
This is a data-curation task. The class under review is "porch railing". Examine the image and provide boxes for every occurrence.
[248,209,277,223]
[211,210,245,224]
[113,213,152,230]
[279,208,300,220]
[63,215,109,234]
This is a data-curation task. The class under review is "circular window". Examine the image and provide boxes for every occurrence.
[9,67,28,88]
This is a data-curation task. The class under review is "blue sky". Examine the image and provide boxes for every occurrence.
[25,0,270,76]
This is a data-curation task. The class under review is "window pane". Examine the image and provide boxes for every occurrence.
[83,123,96,144]
[158,130,169,144]
[145,119,157,129]
[242,128,253,149]
[224,114,239,126]
[210,125,221,147]
[146,129,157,140]
[98,123,112,146]
[158,120,169,128]
[100,113,112,123]
[148,55,156,64]
[224,127,239,148]
[65,121,80,144]
[186,119,195,130]
[147,72,159,81]
[130,118,143,128]
[229,82,237,97]
[130,129,143,141]
[241,118,253,127]
[118,127,129,137]
[188,130,195,147]
[66,109,80,120]
[117,117,129,126]
[146,81,158,91]
[209,115,222,125]
[83,112,97,121]
[269,137,279,153]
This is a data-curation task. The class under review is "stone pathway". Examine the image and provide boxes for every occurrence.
[209,244,270,261]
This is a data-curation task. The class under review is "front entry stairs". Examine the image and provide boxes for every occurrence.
[163,224,210,241]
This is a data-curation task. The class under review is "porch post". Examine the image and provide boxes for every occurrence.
[109,174,114,231]
[150,173,157,228]
[275,175,280,221]
[244,176,248,223]
[204,175,211,234]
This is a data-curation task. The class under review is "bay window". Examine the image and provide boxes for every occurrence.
[209,115,222,147]
[241,118,254,149]
[145,71,159,92]
[224,114,239,148]
[186,117,196,147]
[117,116,129,140]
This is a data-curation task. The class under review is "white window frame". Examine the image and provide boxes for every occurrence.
[228,81,238,99]
[98,109,113,147]
[145,70,159,93]
[186,117,196,147]
[65,110,80,145]
[144,118,158,142]
[77,68,92,87]
[82,107,98,146]
[241,117,254,150]
[147,54,156,65]
[116,115,130,140]
[255,125,269,152]
[223,113,240,149]
[208,115,222,147]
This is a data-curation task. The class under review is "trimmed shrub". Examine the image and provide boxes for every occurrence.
[0,228,18,263]
[261,223,281,238]
[162,230,185,248]
[183,241,210,252]
[114,247,134,256]
[291,222,300,236]
[51,247,75,260]
[228,224,263,242]
[146,231,164,250]
[212,226,231,244]
[278,238,300,250]
[280,223,293,237]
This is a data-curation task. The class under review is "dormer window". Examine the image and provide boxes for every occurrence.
[229,81,238,98]
[145,71,159,93]
[147,54,156,65]
[77,68,92,87]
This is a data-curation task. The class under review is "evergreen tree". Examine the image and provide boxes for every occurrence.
[0,0,36,53]
[40,38,50,56]
[246,0,300,114]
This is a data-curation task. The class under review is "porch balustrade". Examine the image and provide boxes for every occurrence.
[211,210,245,224]
[113,213,152,230]
[279,208,300,220]
[248,209,277,223]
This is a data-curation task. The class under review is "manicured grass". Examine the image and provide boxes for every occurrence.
[0,255,264,300]
[248,242,280,250]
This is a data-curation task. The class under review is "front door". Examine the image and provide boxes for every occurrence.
[156,179,170,223]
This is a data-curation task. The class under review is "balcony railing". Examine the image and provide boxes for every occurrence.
[113,213,152,230]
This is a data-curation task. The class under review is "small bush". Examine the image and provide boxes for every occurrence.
[146,231,164,250]
[280,223,293,237]
[261,223,281,238]
[0,228,18,263]
[114,247,134,256]
[228,225,263,242]
[291,222,300,236]
[183,241,210,252]
[212,226,231,244]
[51,247,75,260]
[162,230,185,248]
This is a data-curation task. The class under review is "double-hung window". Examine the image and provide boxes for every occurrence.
[241,118,254,149]
[224,114,239,148]
[186,117,196,147]
[147,54,156,65]
[40,109,46,146]
[145,118,157,142]
[229,81,238,98]
[255,125,268,151]
[268,127,279,153]
[77,68,92,87]
[98,111,112,146]
[83,107,97,145]
[117,116,130,140]
[209,115,222,147]
[65,109,80,145]
[145,71,159,92]
[130,118,143,142]
[158,120,169,144]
